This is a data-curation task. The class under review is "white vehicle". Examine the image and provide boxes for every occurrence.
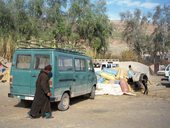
[165,64,170,77]
[101,62,119,69]
[94,62,119,72]
[161,64,170,82]
[157,64,170,77]
[157,65,166,76]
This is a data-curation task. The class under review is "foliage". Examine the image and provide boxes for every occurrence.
[150,5,170,62]
[1,0,169,63]
[120,9,149,58]
[0,0,15,35]
[120,50,138,61]
[0,0,112,60]
[120,6,170,63]
[68,0,112,53]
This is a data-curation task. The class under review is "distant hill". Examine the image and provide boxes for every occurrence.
[108,20,128,56]
[108,20,155,56]
[108,39,129,56]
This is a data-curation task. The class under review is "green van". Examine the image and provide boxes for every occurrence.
[8,48,97,110]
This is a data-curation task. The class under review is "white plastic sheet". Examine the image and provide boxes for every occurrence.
[95,83,123,95]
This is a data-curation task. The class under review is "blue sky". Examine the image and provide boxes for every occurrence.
[105,0,170,20]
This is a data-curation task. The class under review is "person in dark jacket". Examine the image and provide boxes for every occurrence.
[28,65,53,119]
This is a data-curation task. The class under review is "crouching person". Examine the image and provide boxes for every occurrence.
[0,62,8,82]
[28,65,53,119]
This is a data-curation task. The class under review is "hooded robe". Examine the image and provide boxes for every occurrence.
[30,70,51,118]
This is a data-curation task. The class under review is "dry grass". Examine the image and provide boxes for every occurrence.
[0,36,15,61]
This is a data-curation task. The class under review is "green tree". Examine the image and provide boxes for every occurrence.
[120,9,149,59]
[0,0,15,35]
[68,0,112,54]
[150,5,170,63]
[9,0,38,39]
[28,0,44,19]
[0,0,113,59]
[44,0,68,46]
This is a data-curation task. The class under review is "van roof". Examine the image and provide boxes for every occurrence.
[16,48,89,57]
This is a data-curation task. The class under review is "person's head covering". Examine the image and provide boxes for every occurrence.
[44,65,52,71]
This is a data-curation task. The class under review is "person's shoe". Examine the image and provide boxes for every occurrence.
[26,112,38,119]
[45,116,54,119]
[26,114,36,119]
[44,112,53,119]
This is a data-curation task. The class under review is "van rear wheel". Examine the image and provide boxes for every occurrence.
[89,86,96,99]
[58,93,70,111]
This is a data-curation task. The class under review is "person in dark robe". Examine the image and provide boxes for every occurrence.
[28,65,53,119]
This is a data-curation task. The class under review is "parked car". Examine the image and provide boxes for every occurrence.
[165,64,170,77]
[8,48,97,110]
[157,70,166,76]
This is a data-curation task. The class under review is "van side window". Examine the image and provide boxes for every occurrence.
[87,60,93,71]
[34,55,50,70]
[75,59,85,71]
[16,55,31,69]
[58,56,73,71]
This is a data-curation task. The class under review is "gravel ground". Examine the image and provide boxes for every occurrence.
[0,75,170,128]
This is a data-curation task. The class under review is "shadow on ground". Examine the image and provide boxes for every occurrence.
[161,83,170,88]
[14,95,90,111]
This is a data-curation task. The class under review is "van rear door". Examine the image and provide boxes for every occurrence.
[11,53,32,95]
[87,59,96,92]
[30,54,51,95]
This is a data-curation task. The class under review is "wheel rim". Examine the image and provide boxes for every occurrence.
[63,95,69,108]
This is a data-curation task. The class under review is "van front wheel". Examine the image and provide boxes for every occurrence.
[58,93,70,111]
[89,86,96,99]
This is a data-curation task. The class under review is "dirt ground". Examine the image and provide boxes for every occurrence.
[0,75,170,128]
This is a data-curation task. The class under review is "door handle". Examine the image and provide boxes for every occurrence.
[59,79,76,82]
[75,75,78,78]
[32,75,37,77]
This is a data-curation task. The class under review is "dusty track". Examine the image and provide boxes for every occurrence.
[0,75,170,128]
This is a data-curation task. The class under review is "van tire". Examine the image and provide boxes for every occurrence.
[89,86,96,99]
[58,93,70,111]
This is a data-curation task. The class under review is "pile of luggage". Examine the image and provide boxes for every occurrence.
[95,67,135,96]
